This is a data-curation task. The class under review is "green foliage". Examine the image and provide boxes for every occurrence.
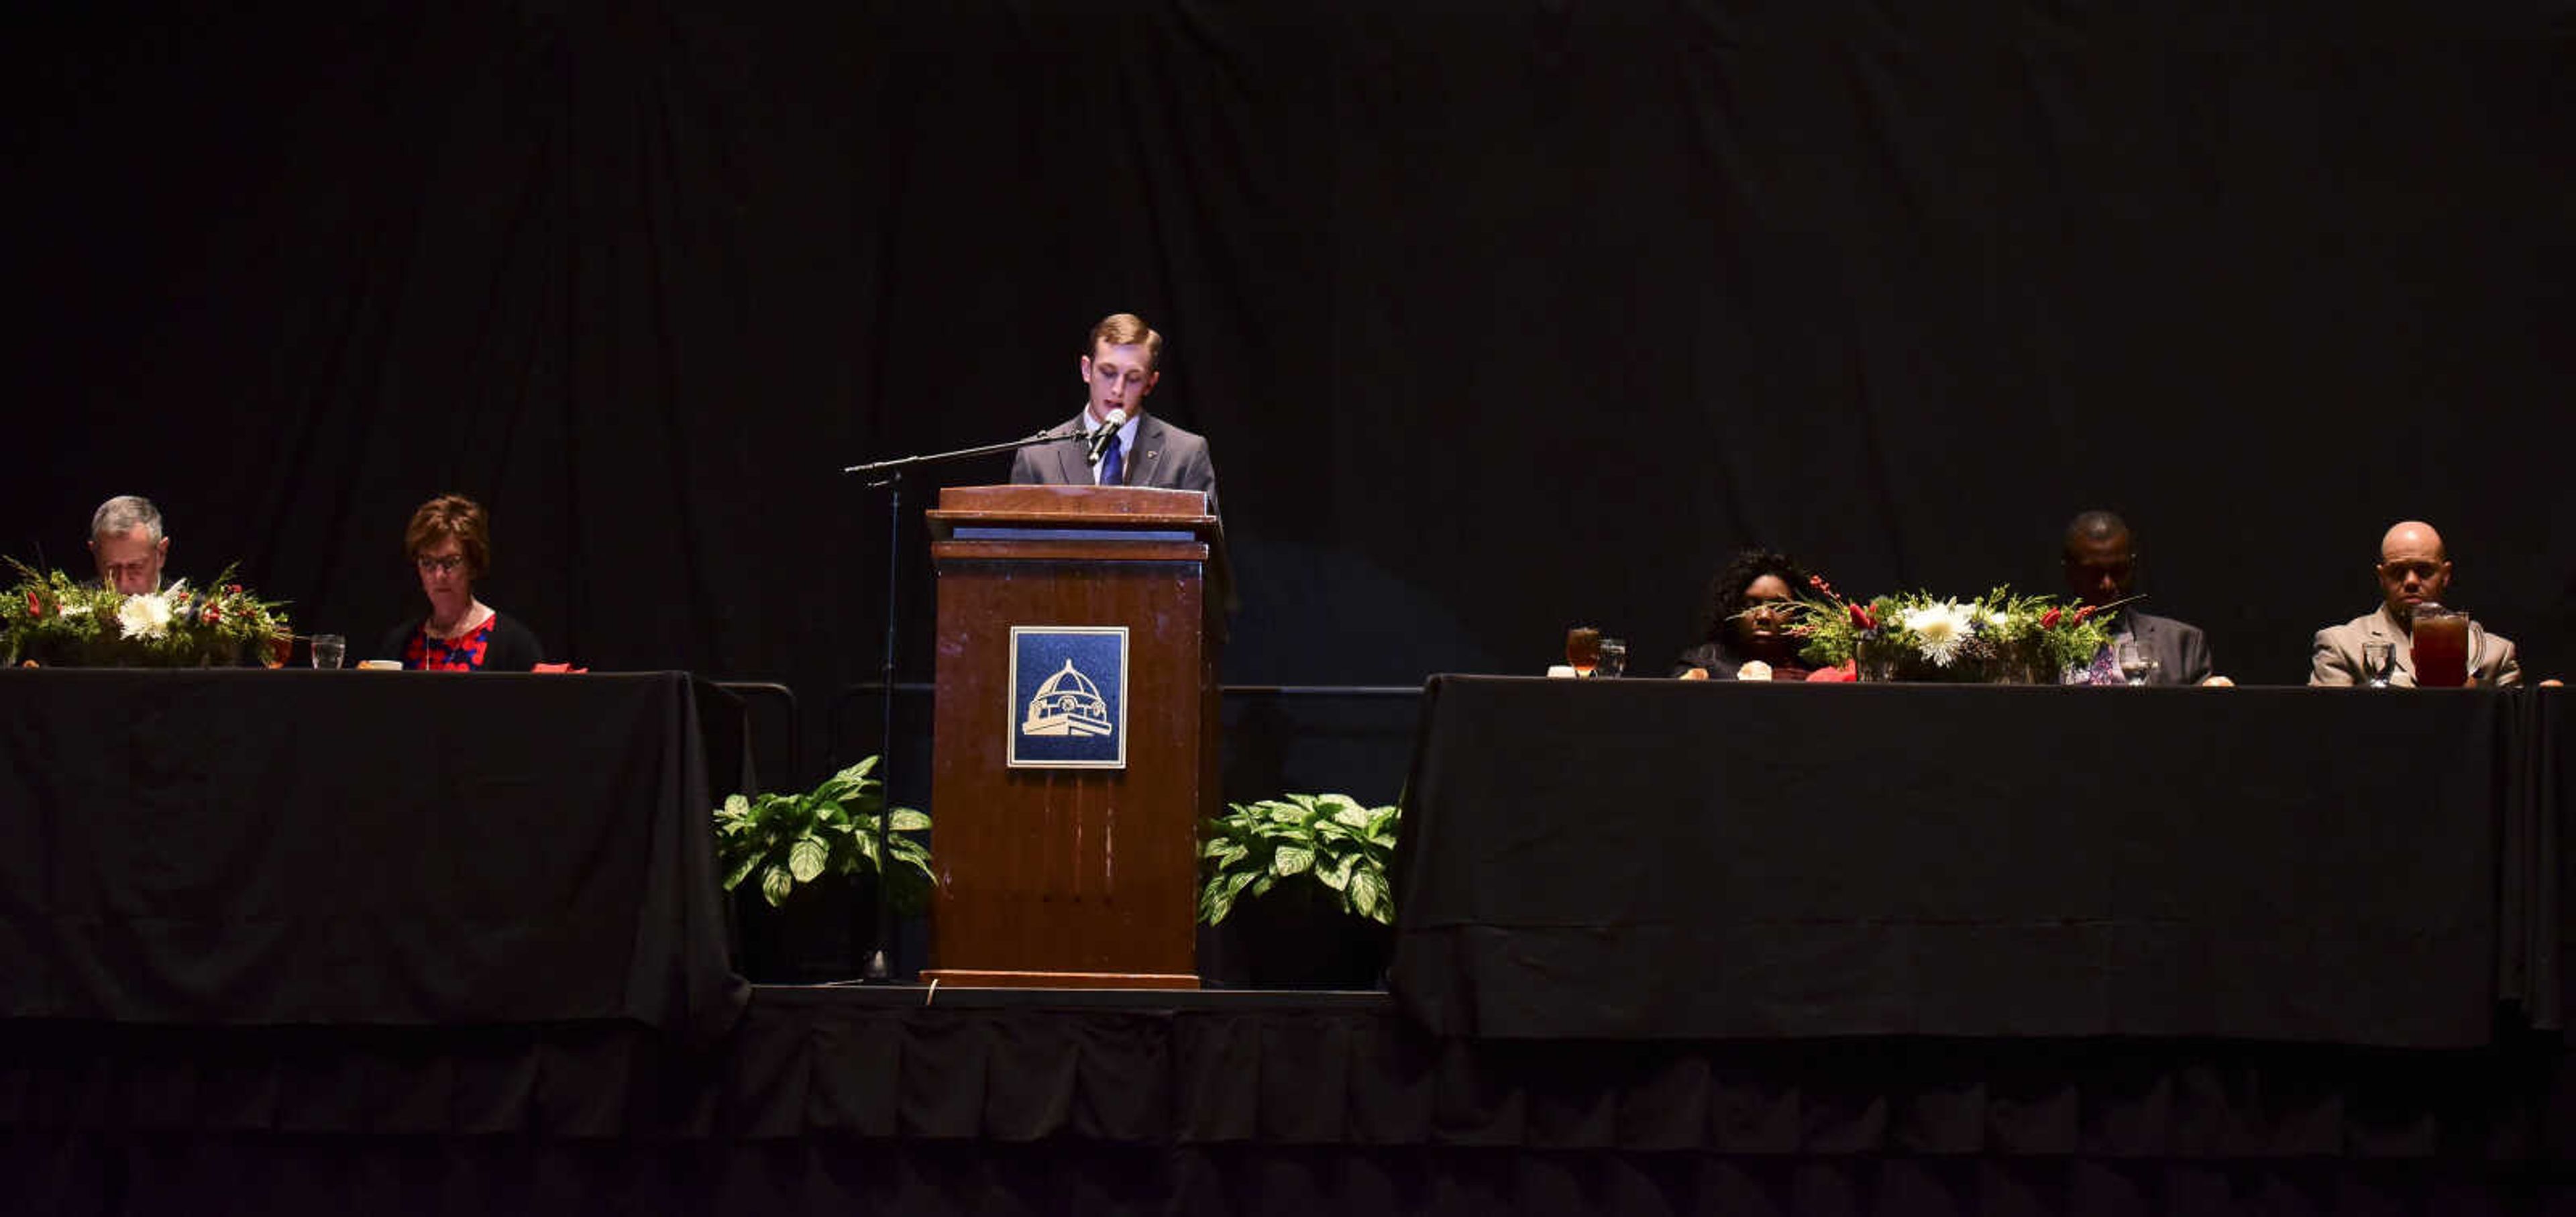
[1199,793,1400,927]
[710,757,936,912]
[1,561,292,668]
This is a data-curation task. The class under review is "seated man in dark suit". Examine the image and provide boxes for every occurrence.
[2061,510,2217,686]
[1008,312,1220,516]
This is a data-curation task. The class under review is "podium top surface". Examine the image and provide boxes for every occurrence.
[927,484,1233,638]
[928,485,1219,536]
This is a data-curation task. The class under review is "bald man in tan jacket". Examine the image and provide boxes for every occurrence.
[2310,520,2521,688]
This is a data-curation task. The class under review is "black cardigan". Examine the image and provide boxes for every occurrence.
[374,612,546,672]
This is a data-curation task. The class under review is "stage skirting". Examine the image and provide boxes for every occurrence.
[4,988,2573,1216]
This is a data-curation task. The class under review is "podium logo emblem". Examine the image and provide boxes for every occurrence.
[1022,661,1112,737]
[1008,627,1128,768]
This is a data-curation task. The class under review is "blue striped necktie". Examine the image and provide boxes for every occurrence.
[1098,429,1124,486]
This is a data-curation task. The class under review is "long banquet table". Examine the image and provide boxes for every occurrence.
[0,668,747,1042]
[1390,676,2565,1047]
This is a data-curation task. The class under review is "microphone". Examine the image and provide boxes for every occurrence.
[1085,408,1128,465]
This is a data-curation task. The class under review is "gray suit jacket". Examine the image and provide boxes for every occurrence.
[2121,610,2214,686]
[1008,412,1221,517]
[2310,605,2521,688]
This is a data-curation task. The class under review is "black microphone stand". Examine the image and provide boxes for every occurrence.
[841,426,1085,982]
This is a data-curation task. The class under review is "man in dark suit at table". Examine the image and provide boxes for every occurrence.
[2310,519,2522,688]
[1008,312,1221,516]
[2061,509,2217,686]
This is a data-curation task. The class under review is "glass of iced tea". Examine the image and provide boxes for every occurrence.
[2410,604,2471,688]
[1565,626,1602,678]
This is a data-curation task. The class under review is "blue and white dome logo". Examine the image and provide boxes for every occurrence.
[1008,626,1128,768]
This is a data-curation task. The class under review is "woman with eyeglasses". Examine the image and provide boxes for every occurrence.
[376,493,545,671]
[1674,547,1824,680]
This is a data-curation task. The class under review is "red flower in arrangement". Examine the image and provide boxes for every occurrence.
[2039,606,2062,629]
[1807,660,1857,682]
[227,584,244,594]
[201,604,221,623]
[1809,574,1838,600]
[25,591,42,618]
[2072,605,2094,624]
[1847,603,1877,631]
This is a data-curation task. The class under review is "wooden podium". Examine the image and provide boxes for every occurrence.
[920,484,1225,988]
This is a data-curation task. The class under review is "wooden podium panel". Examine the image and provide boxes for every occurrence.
[921,485,1223,988]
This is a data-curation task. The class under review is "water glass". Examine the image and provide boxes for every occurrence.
[2116,640,2151,686]
[2361,640,2394,688]
[311,633,346,670]
[1595,637,1627,679]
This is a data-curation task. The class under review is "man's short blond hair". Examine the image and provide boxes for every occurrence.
[1088,313,1163,370]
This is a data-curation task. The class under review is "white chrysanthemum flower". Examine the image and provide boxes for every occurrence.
[117,593,173,641]
[1901,600,1976,666]
[61,603,91,618]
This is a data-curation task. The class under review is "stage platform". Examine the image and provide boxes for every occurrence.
[8,984,2576,1216]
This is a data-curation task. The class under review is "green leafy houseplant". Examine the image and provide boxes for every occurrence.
[1199,793,1399,927]
[712,757,934,912]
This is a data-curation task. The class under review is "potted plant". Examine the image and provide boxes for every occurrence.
[712,757,932,981]
[1199,793,1398,989]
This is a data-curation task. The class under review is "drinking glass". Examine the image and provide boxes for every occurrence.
[2410,604,2470,688]
[1565,626,1602,678]
[1595,637,1627,679]
[2116,640,2151,686]
[2361,640,2394,688]
[311,634,345,670]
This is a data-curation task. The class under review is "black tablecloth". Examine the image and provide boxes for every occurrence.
[1391,678,2552,1047]
[0,670,747,1041]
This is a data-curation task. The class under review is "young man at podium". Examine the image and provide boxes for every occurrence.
[1008,313,1221,516]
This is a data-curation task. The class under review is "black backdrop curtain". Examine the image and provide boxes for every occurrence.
[5,2,2571,715]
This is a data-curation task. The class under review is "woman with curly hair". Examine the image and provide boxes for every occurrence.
[1673,547,1820,680]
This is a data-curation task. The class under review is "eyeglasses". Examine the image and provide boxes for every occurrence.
[415,555,468,574]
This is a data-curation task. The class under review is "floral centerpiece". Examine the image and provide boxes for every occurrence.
[2,561,292,668]
[1781,575,2115,684]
